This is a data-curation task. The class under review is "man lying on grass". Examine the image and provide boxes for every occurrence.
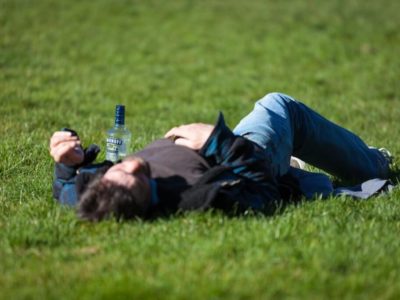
[49,92,393,221]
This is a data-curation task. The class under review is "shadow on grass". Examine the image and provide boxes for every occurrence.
[148,169,400,224]
[146,196,304,223]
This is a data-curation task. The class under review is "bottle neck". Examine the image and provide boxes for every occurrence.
[114,121,125,128]
[114,105,125,127]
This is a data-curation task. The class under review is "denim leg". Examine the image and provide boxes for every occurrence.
[233,93,294,177]
[233,92,389,182]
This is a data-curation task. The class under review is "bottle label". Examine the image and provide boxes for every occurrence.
[106,137,123,162]
[107,137,123,145]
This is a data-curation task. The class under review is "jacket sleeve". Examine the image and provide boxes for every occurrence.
[53,163,79,206]
[52,144,101,206]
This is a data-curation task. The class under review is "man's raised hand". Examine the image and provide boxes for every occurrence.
[164,123,214,150]
[49,131,84,166]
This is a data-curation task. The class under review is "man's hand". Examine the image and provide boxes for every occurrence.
[164,123,215,150]
[49,131,84,166]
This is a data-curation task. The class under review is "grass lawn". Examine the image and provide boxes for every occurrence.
[1,0,400,299]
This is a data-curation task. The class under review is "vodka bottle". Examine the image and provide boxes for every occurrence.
[106,105,132,162]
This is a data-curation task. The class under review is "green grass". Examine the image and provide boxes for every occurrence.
[1,0,400,299]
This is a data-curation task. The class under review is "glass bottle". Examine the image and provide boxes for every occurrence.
[106,105,131,162]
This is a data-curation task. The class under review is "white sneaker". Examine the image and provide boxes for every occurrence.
[369,146,394,165]
[290,156,306,169]
[378,148,394,165]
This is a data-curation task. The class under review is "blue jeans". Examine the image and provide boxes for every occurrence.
[233,93,389,182]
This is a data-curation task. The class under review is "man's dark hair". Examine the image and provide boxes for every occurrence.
[77,175,151,221]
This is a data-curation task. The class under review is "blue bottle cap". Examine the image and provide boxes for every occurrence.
[115,105,125,125]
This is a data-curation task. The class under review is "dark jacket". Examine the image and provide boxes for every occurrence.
[53,114,295,216]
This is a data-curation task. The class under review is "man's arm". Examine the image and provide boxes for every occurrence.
[49,131,85,204]
[164,123,214,150]
[50,130,103,206]
[50,131,85,166]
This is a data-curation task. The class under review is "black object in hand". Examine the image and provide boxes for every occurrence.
[61,127,78,137]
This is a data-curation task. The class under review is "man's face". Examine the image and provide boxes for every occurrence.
[102,157,151,192]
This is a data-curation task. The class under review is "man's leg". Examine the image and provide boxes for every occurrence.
[233,92,389,182]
